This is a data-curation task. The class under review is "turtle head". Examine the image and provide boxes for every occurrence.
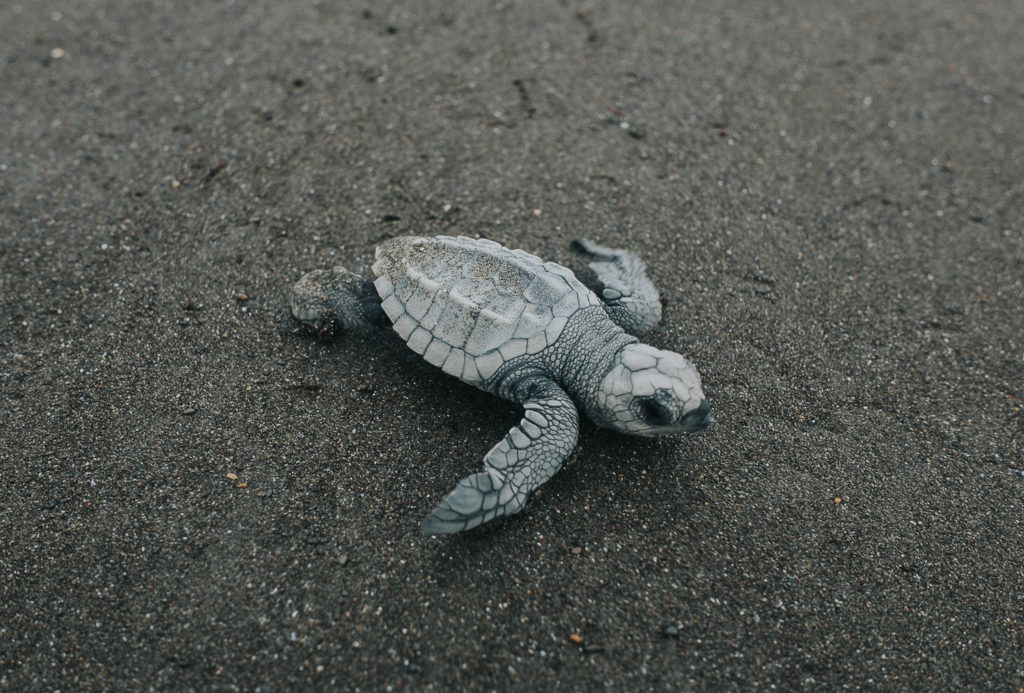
[597,343,710,436]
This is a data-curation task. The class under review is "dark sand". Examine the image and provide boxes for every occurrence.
[2,1,1022,689]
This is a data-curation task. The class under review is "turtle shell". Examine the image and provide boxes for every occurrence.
[371,235,601,384]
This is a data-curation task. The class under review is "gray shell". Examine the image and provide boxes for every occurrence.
[371,235,601,384]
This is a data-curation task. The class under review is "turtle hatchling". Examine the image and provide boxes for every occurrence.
[291,236,711,534]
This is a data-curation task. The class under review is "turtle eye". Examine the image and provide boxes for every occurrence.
[638,397,672,426]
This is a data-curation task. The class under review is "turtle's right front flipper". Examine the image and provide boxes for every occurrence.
[571,238,662,336]
[421,379,579,535]
[290,267,387,336]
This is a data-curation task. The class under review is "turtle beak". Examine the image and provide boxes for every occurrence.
[680,400,712,432]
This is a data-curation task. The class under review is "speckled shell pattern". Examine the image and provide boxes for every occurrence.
[371,236,605,390]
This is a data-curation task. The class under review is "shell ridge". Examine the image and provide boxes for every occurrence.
[372,235,594,366]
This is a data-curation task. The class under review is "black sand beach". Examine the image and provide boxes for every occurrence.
[2,1,1022,689]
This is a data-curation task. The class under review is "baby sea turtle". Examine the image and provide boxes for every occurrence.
[291,236,710,534]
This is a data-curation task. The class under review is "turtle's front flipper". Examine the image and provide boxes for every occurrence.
[290,267,387,336]
[571,238,662,336]
[421,379,579,535]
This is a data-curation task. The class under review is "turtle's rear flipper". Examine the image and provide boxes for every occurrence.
[571,238,662,337]
[290,267,387,337]
[421,379,579,535]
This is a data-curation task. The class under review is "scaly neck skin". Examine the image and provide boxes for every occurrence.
[552,306,637,428]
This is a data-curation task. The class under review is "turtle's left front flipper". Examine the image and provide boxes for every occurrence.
[571,238,662,336]
[420,379,579,535]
